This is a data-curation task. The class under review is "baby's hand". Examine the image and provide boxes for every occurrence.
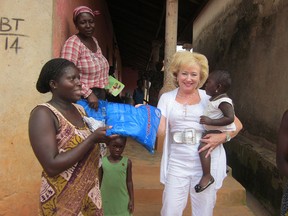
[200,115,212,125]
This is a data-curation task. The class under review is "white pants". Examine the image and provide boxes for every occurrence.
[161,174,217,216]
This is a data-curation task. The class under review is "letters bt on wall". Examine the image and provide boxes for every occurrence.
[0,17,27,54]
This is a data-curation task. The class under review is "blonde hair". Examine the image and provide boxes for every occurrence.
[168,51,209,88]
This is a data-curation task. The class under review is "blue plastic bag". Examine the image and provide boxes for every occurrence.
[105,103,161,154]
[76,99,161,154]
[77,99,108,123]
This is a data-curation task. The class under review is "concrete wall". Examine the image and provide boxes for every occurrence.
[193,0,288,142]
[225,135,282,215]
[0,0,118,215]
[193,0,288,214]
[0,1,53,215]
[122,67,139,96]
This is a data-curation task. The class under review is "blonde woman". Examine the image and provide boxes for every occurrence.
[157,51,242,216]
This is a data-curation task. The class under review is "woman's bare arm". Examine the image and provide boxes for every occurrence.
[29,106,109,177]
[157,115,166,137]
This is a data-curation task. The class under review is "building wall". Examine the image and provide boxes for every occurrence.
[225,135,282,215]
[122,67,139,96]
[0,0,118,214]
[193,0,288,214]
[0,1,53,215]
[193,0,288,142]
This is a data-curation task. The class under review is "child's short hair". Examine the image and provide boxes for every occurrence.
[108,136,127,144]
[210,70,231,92]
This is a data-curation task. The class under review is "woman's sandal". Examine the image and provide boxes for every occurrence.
[194,177,215,193]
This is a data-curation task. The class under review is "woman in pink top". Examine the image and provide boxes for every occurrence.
[61,6,109,110]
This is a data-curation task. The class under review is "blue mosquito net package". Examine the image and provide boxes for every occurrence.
[77,99,108,123]
[77,99,161,154]
[105,103,161,154]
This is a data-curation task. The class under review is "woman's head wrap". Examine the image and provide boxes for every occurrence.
[73,6,100,23]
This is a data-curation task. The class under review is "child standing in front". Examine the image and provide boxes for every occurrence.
[195,70,236,193]
[99,136,134,216]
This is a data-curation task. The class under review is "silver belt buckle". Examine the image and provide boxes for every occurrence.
[183,129,195,144]
[173,129,196,144]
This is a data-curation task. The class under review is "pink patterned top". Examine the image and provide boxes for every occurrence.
[60,35,109,98]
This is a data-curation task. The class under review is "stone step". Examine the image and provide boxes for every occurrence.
[213,205,255,216]
[133,203,160,216]
[216,175,246,206]
[181,176,250,215]
[134,203,255,216]
[124,138,255,216]
[133,166,246,206]
[133,170,251,215]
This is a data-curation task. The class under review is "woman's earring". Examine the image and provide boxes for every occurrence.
[215,89,218,93]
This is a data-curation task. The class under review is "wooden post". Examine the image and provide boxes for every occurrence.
[156,0,178,152]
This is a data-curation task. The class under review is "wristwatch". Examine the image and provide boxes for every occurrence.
[225,132,231,142]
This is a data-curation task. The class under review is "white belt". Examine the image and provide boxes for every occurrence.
[172,129,202,144]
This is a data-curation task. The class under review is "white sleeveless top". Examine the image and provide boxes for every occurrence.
[204,97,236,131]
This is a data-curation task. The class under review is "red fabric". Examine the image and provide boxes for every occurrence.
[73,6,100,22]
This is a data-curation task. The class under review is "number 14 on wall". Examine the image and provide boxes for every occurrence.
[1,36,22,53]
